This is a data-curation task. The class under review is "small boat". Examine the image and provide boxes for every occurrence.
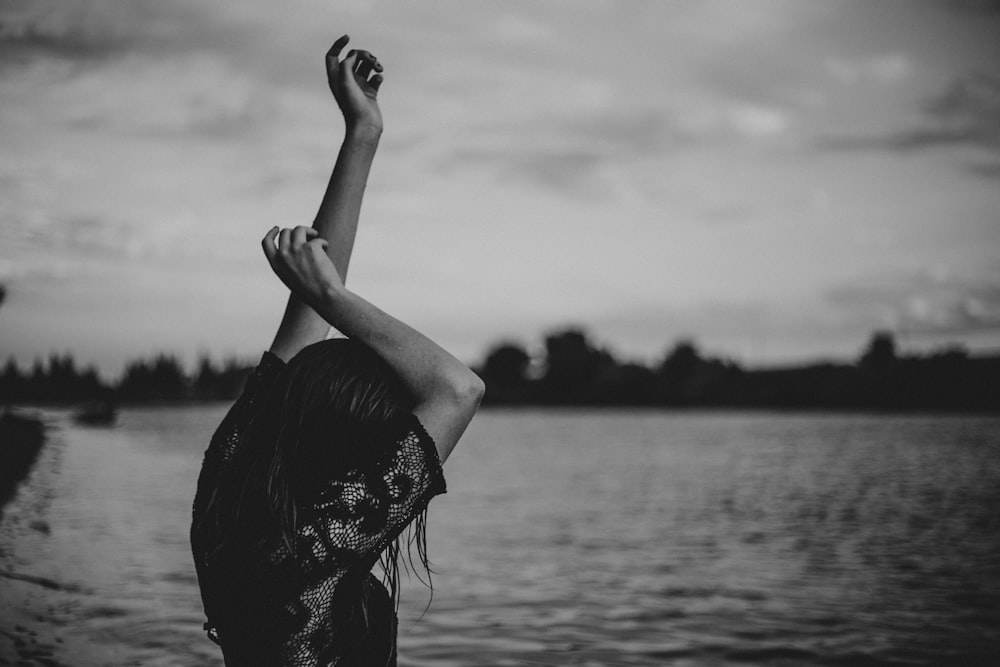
[73,401,118,426]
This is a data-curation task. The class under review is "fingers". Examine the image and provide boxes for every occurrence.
[267,226,318,254]
[353,49,381,80]
[356,58,374,81]
[338,52,359,83]
[327,34,350,62]
[278,227,292,254]
[308,238,330,254]
[290,225,317,247]
[262,227,337,295]
[261,226,279,264]
[328,38,385,102]
[338,48,382,86]
[347,49,381,71]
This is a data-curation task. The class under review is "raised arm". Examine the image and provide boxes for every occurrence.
[262,226,483,463]
[269,36,386,362]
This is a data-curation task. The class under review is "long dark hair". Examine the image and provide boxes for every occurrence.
[212,338,433,606]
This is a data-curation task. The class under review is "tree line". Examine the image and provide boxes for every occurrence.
[0,329,997,412]
[479,329,999,412]
[0,353,254,404]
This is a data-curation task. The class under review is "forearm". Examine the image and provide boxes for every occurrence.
[314,124,381,281]
[313,285,483,461]
[314,285,482,406]
[269,127,380,358]
[261,220,483,461]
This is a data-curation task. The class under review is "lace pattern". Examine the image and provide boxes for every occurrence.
[191,352,446,665]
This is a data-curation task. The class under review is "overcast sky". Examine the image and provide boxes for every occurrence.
[1,0,999,377]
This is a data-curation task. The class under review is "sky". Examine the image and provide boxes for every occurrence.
[1,0,999,378]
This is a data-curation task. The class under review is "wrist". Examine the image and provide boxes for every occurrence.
[316,282,356,330]
[320,280,348,304]
[344,122,382,145]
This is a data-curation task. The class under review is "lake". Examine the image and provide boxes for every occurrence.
[1,408,999,666]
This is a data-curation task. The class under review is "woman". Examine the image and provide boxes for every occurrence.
[191,36,484,666]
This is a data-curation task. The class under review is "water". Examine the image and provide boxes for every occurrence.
[1,408,998,666]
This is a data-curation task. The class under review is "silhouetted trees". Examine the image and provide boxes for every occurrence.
[477,328,999,412]
[651,340,742,406]
[0,354,108,404]
[1,329,997,412]
[860,330,897,372]
[0,353,256,404]
[478,328,740,407]
[118,354,187,401]
[541,329,617,403]
[481,343,533,404]
[192,356,255,401]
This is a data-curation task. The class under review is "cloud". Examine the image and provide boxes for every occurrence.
[583,295,884,365]
[946,0,1000,14]
[819,72,1000,159]
[925,72,1000,133]
[0,1,292,144]
[711,103,791,138]
[0,211,249,286]
[825,54,912,86]
[0,4,133,66]
[430,97,792,200]
[969,160,1000,176]
[3,0,998,372]
[71,54,280,140]
[825,265,1000,335]
[823,126,984,152]
[0,257,94,283]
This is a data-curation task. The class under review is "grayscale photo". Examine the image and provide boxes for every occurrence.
[1,1,998,665]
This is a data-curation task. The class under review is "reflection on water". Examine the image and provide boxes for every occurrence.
[1,408,998,665]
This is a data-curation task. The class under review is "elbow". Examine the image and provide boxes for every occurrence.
[439,370,485,410]
[454,371,486,408]
[469,373,486,406]
[415,367,485,416]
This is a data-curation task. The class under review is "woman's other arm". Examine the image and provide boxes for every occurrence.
[269,36,385,362]
[263,227,483,463]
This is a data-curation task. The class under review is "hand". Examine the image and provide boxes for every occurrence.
[262,226,344,307]
[326,35,384,133]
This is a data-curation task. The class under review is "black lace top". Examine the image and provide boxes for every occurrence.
[191,351,446,666]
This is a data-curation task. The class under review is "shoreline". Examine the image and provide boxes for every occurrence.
[0,409,46,516]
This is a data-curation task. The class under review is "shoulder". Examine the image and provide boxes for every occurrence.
[206,352,286,452]
[233,351,286,407]
[255,350,287,381]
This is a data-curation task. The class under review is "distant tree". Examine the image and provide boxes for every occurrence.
[590,362,656,405]
[193,356,224,399]
[541,328,616,403]
[192,355,253,400]
[1,358,18,379]
[860,331,897,372]
[658,339,702,382]
[928,344,969,362]
[26,358,46,401]
[479,342,532,404]
[118,354,187,401]
[0,357,23,403]
[0,354,109,403]
[653,339,744,405]
[194,356,216,387]
[482,343,530,385]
